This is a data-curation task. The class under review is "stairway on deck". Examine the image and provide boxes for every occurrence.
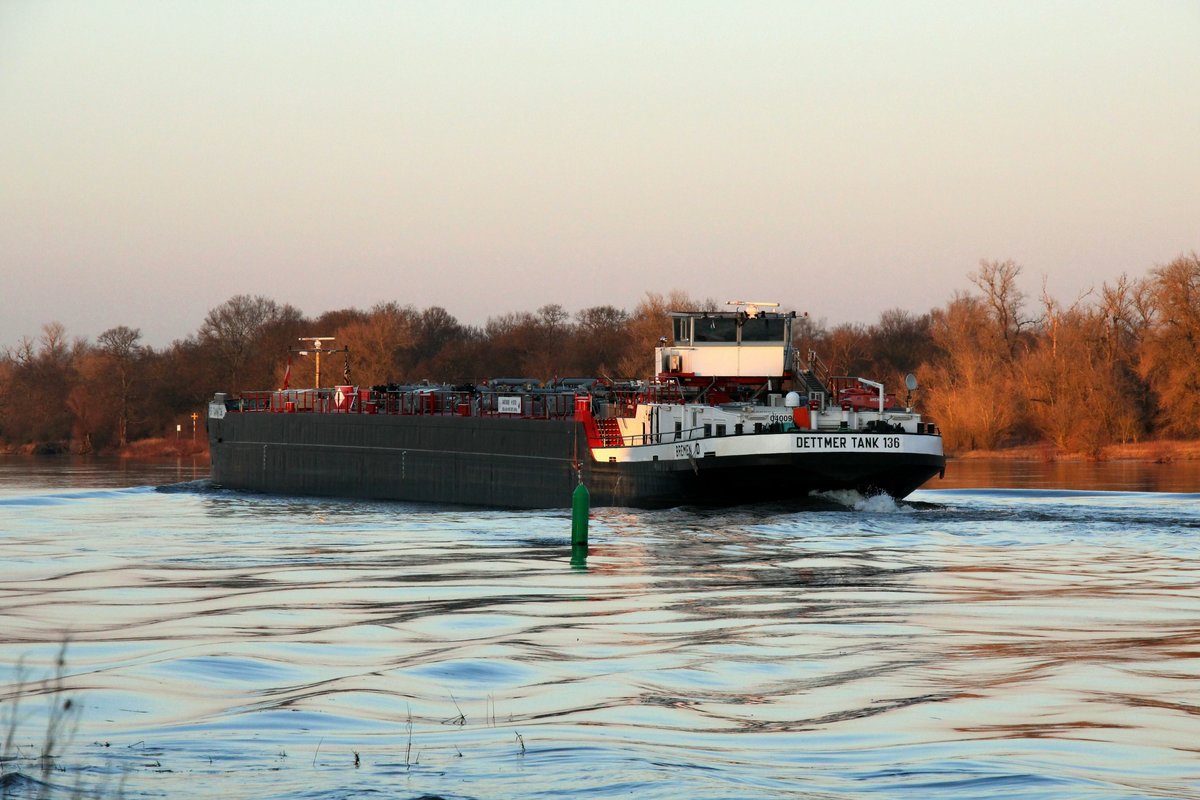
[595,418,625,447]
[799,370,829,397]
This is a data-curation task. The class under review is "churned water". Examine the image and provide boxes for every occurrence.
[1,457,1198,799]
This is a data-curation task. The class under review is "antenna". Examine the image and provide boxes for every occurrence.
[905,372,918,410]
[292,337,349,388]
[726,300,780,319]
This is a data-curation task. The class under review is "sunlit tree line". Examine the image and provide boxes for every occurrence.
[824,254,1200,453]
[1,255,1197,454]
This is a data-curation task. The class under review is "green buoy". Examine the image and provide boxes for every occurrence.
[571,481,589,565]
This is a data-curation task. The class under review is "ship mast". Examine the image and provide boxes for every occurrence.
[294,337,348,388]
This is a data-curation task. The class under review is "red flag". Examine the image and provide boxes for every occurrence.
[282,355,292,390]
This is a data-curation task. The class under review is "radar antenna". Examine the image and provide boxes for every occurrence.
[726,300,780,318]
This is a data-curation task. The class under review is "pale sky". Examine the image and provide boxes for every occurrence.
[2,1,1198,348]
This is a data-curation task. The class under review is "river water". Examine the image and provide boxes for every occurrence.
[1,456,1198,799]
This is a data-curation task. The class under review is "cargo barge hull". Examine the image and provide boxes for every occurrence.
[209,411,943,509]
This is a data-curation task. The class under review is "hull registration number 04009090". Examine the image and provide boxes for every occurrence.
[795,435,901,450]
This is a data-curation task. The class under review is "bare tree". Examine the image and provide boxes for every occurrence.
[920,295,1022,450]
[200,295,287,390]
[1,323,81,446]
[334,302,418,386]
[1021,288,1134,454]
[482,311,542,378]
[822,323,871,377]
[40,321,69,360]
[969,259,1033,360]
[616,291,696,378]
[407,306,479,381]
[866,308,935,386]
[574,305,630,377]
[525,305,575,377]
[1097,275,1152,442]
[67,349,115,453]
[1138,253,1200,437]
[0,355,14,443]
[97,325,143,447]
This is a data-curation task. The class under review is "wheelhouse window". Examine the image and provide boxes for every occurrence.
[694,316,738,343]
[673,316,691,344]
[740,316,788,342]
[673,311,791,344]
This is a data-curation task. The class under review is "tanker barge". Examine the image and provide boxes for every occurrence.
[207,302,944,508]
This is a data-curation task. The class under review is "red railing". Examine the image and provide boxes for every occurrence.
[226,387,586,420]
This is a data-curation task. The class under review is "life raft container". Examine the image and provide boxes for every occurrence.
[838,387,901,411]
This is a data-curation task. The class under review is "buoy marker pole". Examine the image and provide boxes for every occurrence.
[571,480,589,565]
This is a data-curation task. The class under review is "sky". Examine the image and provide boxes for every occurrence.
[2,1,1198,348]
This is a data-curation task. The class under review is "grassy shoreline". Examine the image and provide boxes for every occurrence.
[953,439,1200,463]
[1,437,210,462]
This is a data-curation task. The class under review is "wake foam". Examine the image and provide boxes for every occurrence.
[811,489,912,513]
[155,479,214,494]
[0,486,152,507]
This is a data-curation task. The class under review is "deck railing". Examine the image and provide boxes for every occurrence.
[230,387,588,420]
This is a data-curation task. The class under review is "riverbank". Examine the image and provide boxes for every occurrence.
[119,437,210,462]
[1,437,209,462]
[955,439,1200,463]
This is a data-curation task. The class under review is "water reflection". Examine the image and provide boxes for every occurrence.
[1,465,1199,798]
[937,456,1200,493]
[0,454,208,495]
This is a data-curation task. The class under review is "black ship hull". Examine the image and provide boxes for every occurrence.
[208,411,944,509]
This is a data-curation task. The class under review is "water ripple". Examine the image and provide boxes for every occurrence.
[2,461,1200,798]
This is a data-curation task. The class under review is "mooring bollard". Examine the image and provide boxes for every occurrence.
[571,481,589,565]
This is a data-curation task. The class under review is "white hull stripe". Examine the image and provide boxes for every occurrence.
[592,432,944,463]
